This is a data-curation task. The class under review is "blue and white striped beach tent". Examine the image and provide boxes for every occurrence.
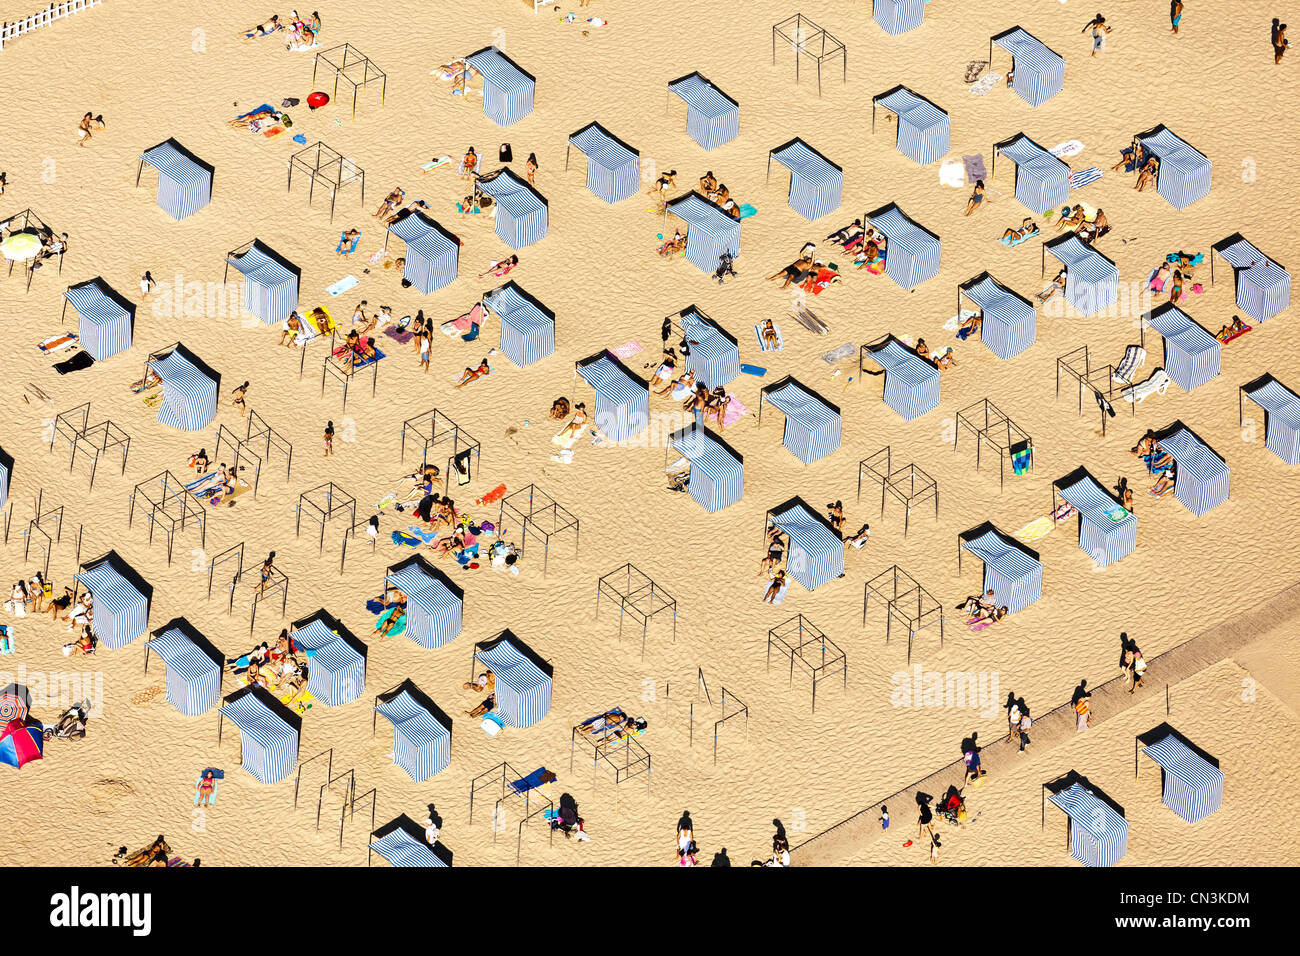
[63,278,134,361]
[1212,234,1291,322]
[219,685,301,785]
[860,335,941,420]
[959,272,1036,360]
[1143,303,1219,392]
[289,609,366,706]
[665,192,741,274]
[1151,422,1230,517]
[74,550,152,650]
[0,446,12,512]
[669,424,744,512]
[769,139,843,220]
[374,679,453,781]
[147,343,220,431]
[1241,374,1300,465]
[385,554,464,649]
[767,497,844,591]
[225,240,300,325]
[993,133,1070,215]
[872,86,949,165]
[990,27,1065,107]
[575,351,650,443]
[872,0,925,35]
[959,522,1043,613]
[386,211,460,294]
[145,618,223,716]
[464,46,535,127]
[1053,466,1137,566]
[1044,234,1118,316]
[482,281,555,368]
[137,138,213,220]
[1046,774,1129,867]
[677,305,740,388]
[567,122,639,204]
[865,203,941,289]
[476,167,548,249]
[1139,724,1224,824]
[473,631,553,728]
[760,376,842,465]
[370,815,453,867]
[1135,125,1212,210]
[668,72,739,150]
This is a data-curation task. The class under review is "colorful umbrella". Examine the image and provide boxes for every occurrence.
[0,231,42,261]
[0,683,30,723]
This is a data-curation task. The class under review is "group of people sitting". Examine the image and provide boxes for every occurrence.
[653,361,733,429]
[955,591,1009,629]
[463,670,496,718]
[1054,204,1110,244]
[240,10,321,48]
[1113,140,1160,193]
[1148,250,1203,306]
[826,500,872,550]
[225,631,311,705]
[913,336,957,370]
[1132,431,1178,498]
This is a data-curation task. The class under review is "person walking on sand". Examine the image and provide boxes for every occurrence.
[1275,21,1290,63]
[961,732,986,784]
[1170,0,1183,35]
[140,271,155,297]
[254,552,276,597]
[676,810,694,855]
[231,381,249,418]
[1082,14,1112,56]
[1072,679,1092,731]
[324,420,334,457]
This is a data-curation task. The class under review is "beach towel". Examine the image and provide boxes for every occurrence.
[609,340,643,360]
[821,342,856,364]
[1217,325,1252,344]
[332,344,386,371]
[969,72,1001,95]
[1015,516,1056,543]
[755,324,784,352]
[236,104,274,121]
[422,156,453,173]
[54,351,94,375]
[442,302,485,336]
[509,767,554,794]
[384,326,415,344]
[327,275,359,296]
[391,530,420,547]
[939,157,966,188]
[963,155,987,182]
[1069,167,1103,190]
[763,578,789,606]
[721,395,748,427]
[1050,140,1085,158]
[39,332,79,353]
[739,203,758,219]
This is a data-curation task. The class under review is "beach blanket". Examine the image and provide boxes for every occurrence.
[392,530,421,547]
[1000,226,1040,247]
[821,342,856,364]
[721,395,748,427]
[422,156,453,173]
[755,324,784,351]
[969,72,1001,95]
[963,155,987,183]
[1217,325,1252,344]
[54,351,94,375]
[939,157,966,188]
[442,302,485,336]
[1069,167,1103,190]
[1050,140,1085,158]
[39,332,79,353]
[327,275,359,297]
[609,340,642,360]
[509,767,554,795]
[332,344,386,371]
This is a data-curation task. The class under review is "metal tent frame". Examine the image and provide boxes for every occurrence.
[311,44,386,119]
[594,563,677,659]
[772,13,846,96]
[287,141,365,221]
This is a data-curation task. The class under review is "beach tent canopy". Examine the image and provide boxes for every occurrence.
[575,351,650,443]
[1212,234,1290,322]
[567,122,640,204]
[872,0,925,35]
[219,684,301,785]
[385,554,465,649]
[1135,125,1212,210]
[768,139,843,220]
[63,278,135,361]
[1150,422,1230,517]
[374,679,453,781]
[665,191,741,274]
[482,281,555,368]
[1241,374,1300,465]
[1044,234,1118,316]
[148,343,220,431]
[0,445,11,511]
[145,618,223,716]
[225,240,301,325]
[1045,773,1129,867]
[669,424,743,512]
[1138,723,1224,824]
[73,550,153,650]
[668,71,739,150]
[872,86,949,165]
[1143,303,1220,392]
[959,272,1036,360]
[386,211,460,294]
[473,630,553,728]
[861,334,941,420]
[288,609,366,706]
[865,202,941,289]
[476,167,549,249]
[1053,467,1137,566]
[464,46,535,127]
[677,305,740,388]
[760,376,843,465]
[370,814,452,867]
[993,133,1070,215]
[990,27,1065,107]
[959,522,1043,613]
[137,138,214,220]
[767,497,844,591]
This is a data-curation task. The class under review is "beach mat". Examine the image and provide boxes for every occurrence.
[327,275,359,297]
[721,395,748,427]
[963,155,987,182]
[754,324,783,351]
[54,351,94,374]
[1050,140,1085,158]
[609,340,642,360]
[1070,167,1103,190]
[821,342,855,364]
[740,364,766,377]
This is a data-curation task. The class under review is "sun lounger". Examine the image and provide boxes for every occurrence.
[1113,345,1147,383]
[1122,369,1171,404]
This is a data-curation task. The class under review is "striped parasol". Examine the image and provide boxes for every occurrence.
[0,683,31,723]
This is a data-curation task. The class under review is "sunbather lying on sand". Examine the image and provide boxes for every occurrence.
[1036,270,1067,303]
[467,694,496,718]
[241,15,282,38]
[1000,218,1038,243]
[763,570,787,604]
[227,107,279,129]
[454,358,491,388]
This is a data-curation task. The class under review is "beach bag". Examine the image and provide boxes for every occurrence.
[282,97,300,108]
[1075,699,1089,715]
[499,142,513,163]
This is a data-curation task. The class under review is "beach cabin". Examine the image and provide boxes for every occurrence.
[759,376,843,465]
[148,343,220,431]
[1143,303,1220,392]
[1149,422,1230,518]
[993,133,1070,215]
[0,446,12,511]
[370,815,453,867]
[145,618,223,716]
[766,497,844,591]
[1043,234,1118,316]
[865,202,941,289]
[575,351,650,443]
[1053,467,1137,566]
[476,167,548,249]
[374,679,453,781]
[218,685,301,785]
[225,240,301,325]
[74,550,152,650]
[872,86,949,166]
[386,211,460,294]
[668,424,744,512]
[482,281,555,367]
[472,631,553,728]
[1045,773,1129,867]
[665,192,741,274]
[62,278,134,361]
[668,71,740,151]
[990,27,1065,107]
[677,305,740,388]
[958,272,1037,360]
[860,335,941,420]
[137,138,214,220]
[1138,724,1224,824]
[464,46,535,127]
[872,0,925,35]
[1135,125,1212,210]
[1212,234,1291,322]
[384,554,464,649]
[1241,374,1300,465]
[768,139,843,220]
[288,610,366,706]
[567,122,640,204]
[958,522,1043,614]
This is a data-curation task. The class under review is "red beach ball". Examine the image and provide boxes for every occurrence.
[307,91,330,110]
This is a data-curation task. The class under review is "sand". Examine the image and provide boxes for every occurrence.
[1,0,1298,867]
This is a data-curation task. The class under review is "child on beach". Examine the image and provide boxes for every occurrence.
[324,421,334,457]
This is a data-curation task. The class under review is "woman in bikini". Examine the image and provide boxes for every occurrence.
[826,501,846,536]
[460,146,478,180]
[479,255,519,278]
[761,319,780,351]
[646,168,677,199]
[1036,270,1067,304]
[1135,156,1158,192]
[454,358,490,388]
[963,180,985,216]
[557,402,588,441]
[1056,204,1086,232]
[763,571,787,604]
[760,526,786,577]
[230,381,249,418]
[1169,269,1184,304]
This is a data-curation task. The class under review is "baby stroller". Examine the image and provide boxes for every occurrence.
[936,785,966,827]
[44,700,90,741]
[713,250,738,285]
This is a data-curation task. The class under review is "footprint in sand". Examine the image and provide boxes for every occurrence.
[89,778,135,815]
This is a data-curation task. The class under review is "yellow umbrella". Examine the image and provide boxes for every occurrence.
[0,231,42,261]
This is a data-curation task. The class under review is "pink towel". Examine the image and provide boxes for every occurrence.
[722,395,748,427]
[452,302,485,331]
[609,340,643,360]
